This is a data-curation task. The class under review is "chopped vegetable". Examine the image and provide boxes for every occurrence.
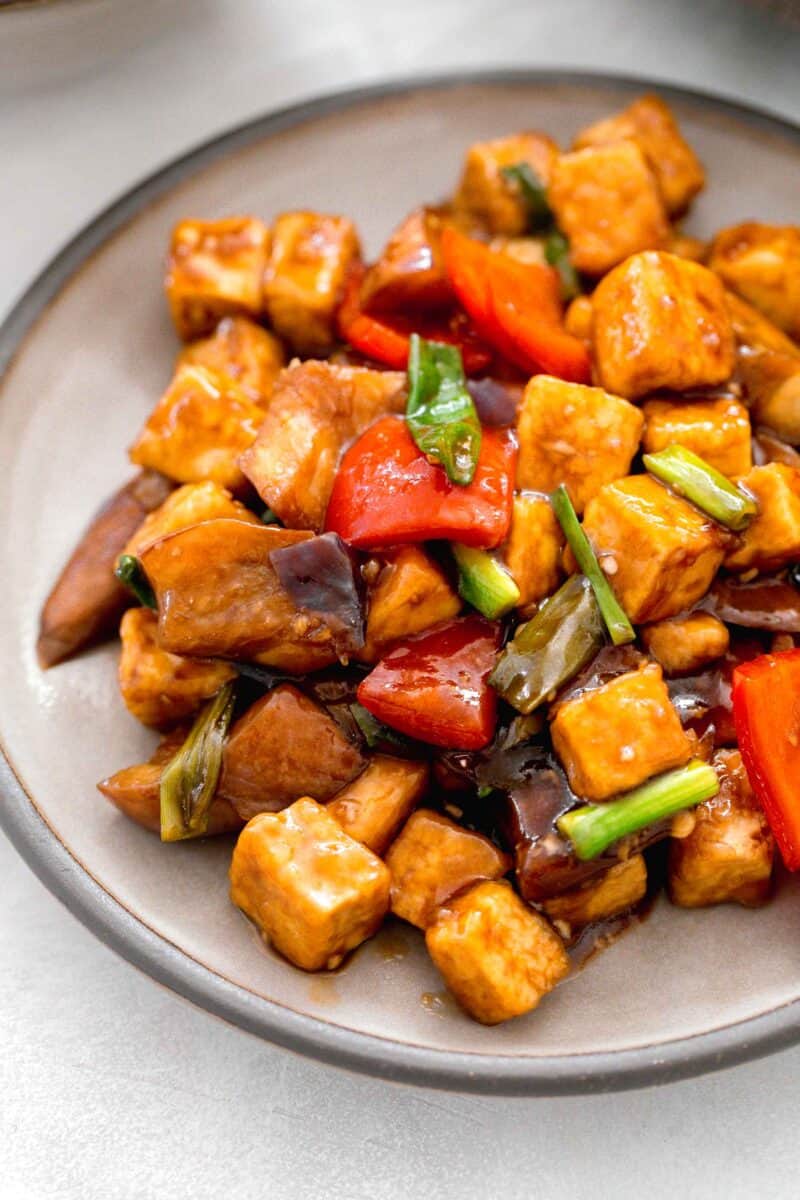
[261,507,281,525]
[489,575,605,713]
[349,701,410,753]
[452,543,520,619]
[500,162,552,232]
[115,554,157,610]
[269,532,365,657]
[406,334,482,486]
[160,681,237,842]
[557,759,720,861]
[544,231,580,301]
[550,485,635,645]
[642,444,758,531]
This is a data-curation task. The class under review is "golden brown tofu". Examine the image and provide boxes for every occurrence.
[641,612,730,676]
[668,749,774,907]
[122,480,260,561]
[360,207,452,315]
[129,364,264,493]
[551,662,692,802]
[263,211,360,355]
[426,880,569,1025]
[219,685,364,820]
[240,361,406,531]
[516,375,644,513]
[454,131,559,236]
[118,607,237,728]
[166,216,269,341]
[542,854,647,936]
[642,395,752,478]
[724,463,800,571]
[726,292,800,443]
[230,798,390,971]
[592,252,736,399]
[574,94,705,215]
[564,294,594,343]
[385,809,511,929]
[667,231,707,262]
[358,546,461,662]
[548,142,669,276]
[581,475,727,622]
[502,493,564,608]
[327,755,429,855]
[709,222,800,340]
[178,316,285,406]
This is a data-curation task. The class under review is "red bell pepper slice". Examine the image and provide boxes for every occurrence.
[325,416,516,550]
[732,648,800,869]
[440,227,592,384]
[357,616,501,749]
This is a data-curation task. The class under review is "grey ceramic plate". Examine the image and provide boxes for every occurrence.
[2,71,800,1096]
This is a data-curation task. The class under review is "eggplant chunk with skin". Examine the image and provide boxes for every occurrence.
[178,316,285,407]
[269,532,365,658]
[122,480,261,562]
[542,854,647,937]
[327,755,429,855]
[37,469,173,668]
[165,216,270,341]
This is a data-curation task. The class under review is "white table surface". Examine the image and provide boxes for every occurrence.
[2,2,800,1197]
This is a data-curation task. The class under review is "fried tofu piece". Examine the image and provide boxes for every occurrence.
[641,612,730,676]
[358,546,461,662]
[117,607,236,728]
[489,236,548,266]
[592,252,736,399]
[564,294,594,343]
[240,361,406,531]
[360,207,452,315]
[581,475,727,622]
[574,94,705,215]
[166,216,269,341]
[327,755,429,855]
[668,749,774,907]
[122,480,260,562]
[454,131,559,235]
[129,364,264,493]
[667,232,707,262]
[709,222,800,340]
[542,854,647,935]
[426,880,569,1025]
[726,292,800,443]
[548,142,669,276]
[551,662,692,802]
[724,463,800,571]
[385,809,510,929]
[263,211,360,356]
[178,316,285,406]
[642,395,752,478]
[502,493,564,608]
[516,375,643,513]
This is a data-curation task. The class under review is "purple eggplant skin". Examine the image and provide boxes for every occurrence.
[700,573,800,633]
[466,378,520,427]
[269,531,366,657]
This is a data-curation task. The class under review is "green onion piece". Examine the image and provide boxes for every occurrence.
[500,162,552,232]
[544,231,580,302]
[115,554,156,610]
[642,444,758,532]
[452,543,520,619]
[550,485,635,646]
[489,574,605,713]
[350,702,408,752]
[557,759,720,860]
[260,507,281,525]
[160,682,236,842]
[406,334,482,486]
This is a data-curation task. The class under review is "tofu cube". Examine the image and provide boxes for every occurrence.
[668,750,774,907]
[641,612,730,676]
[358,546,461,662]
[548,141,669,276]
[642,395,752,478]
[385,809,510,929]
[592,251,736,399]
[709,222,800,340]
[263,211,360,356]
[122,480,260,561]
[229,798,390,971]
[502,493,564,608]
[724,463,800,571]
[165,216,269,341]
[327,755,429,855]
[551,662,692,802]
[581,475,727,622]
[454,131,559,236]
[178,316,285,406]
[542,854,647,936]
[516,375,644,513]
[564,294,594,342]
[129,364,264,493]
[573,94,705,215]
[425,881,569,1025]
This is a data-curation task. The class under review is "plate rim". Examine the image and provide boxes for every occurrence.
[3,66,800,1097]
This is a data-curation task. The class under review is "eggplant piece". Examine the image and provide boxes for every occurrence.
[37,470,173,668]
[700,573,800,633]
[753,429,800,469]
[270,532,365,657]
[667,635,766,746]
[467,378,521,427]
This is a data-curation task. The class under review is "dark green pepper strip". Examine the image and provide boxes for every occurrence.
[551,485,635,646]
[489,574,605,713]
[349,701,409,752]
[160,681,236,842]
[260,506,281,525]
[544,231,580,302]
[643,444,758,532]
[115,554,156,610]
[452,543,520,619]
[557,759,720,860]
[500,162,552,232]
[406,334,482,486]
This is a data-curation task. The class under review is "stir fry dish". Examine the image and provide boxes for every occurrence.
[38,94,800,1026]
